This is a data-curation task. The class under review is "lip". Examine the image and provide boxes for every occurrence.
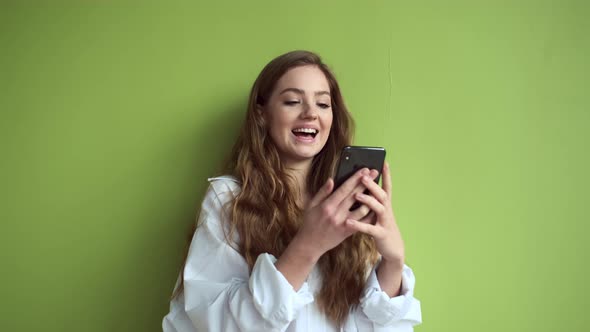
[292,124,320,132]
[291,131,317,143]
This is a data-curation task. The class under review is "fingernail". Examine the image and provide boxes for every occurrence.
[361,168,369,175]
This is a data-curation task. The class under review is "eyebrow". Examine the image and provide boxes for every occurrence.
[279,87,331,97]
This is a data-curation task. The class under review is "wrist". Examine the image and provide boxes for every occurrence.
[275,235,320,291]
[286,235,322,265]
[380,255,405,270]
[376,258,405,297]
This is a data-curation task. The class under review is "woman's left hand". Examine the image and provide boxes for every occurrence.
[345,161,405,265]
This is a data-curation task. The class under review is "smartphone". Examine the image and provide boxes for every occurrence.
[334,146,386,210]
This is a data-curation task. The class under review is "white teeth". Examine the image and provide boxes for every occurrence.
[292,128,318,134]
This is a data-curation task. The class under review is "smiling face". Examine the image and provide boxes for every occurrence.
[259,65,334,167]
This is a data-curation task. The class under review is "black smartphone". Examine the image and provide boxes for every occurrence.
[334,146,386,210]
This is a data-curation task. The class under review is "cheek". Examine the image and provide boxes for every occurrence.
[267,111,292,136]
[323,113,334,133]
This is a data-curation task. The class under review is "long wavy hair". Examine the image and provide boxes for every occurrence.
[173,50,378,326]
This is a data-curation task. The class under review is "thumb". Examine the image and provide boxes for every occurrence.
[308,178,334,208]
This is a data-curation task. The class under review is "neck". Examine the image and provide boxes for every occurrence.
[283,158,313,206]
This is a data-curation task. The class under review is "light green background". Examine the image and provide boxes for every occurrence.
[1,1,588,331]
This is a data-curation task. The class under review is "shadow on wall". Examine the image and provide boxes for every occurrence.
[102,97,247,330]
[161,95,248,272]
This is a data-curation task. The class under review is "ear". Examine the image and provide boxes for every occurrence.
[255,104,266,127]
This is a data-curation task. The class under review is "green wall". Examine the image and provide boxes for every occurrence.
[1,1,588,331]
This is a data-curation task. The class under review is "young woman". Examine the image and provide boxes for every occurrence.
[162,50,422,331]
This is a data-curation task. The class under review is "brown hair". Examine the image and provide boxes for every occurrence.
[173,50,378,326]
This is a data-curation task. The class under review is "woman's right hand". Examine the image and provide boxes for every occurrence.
[275,167,378,290]
[291,167,379,260]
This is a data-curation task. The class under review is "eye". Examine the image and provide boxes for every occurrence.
[317,103,331,109]
[284,100,300,106]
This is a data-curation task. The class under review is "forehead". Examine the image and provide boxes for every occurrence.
[274,65,330,93]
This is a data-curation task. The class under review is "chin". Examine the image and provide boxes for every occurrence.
[276,148,312,164]
[293,145,324,160]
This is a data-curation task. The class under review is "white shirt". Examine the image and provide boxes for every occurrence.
[162,176,422,332]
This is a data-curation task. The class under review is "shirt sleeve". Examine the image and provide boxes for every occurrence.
[352,261,422,331]
[181,178,314,332]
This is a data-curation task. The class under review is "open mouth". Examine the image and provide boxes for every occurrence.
[292,128,318,139]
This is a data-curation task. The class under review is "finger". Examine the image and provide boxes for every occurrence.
[308,178,334,208]
[369,168,380,180]
[355,192,386,216]
[338,169,380,211]
[345,218,379,237]
[326,168,369,206]
[383,161,392,197]
[347,204,371,221]
[359,210,376,225]
[338,181,370,213]
[361,174,388,204]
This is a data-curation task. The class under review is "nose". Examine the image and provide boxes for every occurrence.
[301,101,318,120]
